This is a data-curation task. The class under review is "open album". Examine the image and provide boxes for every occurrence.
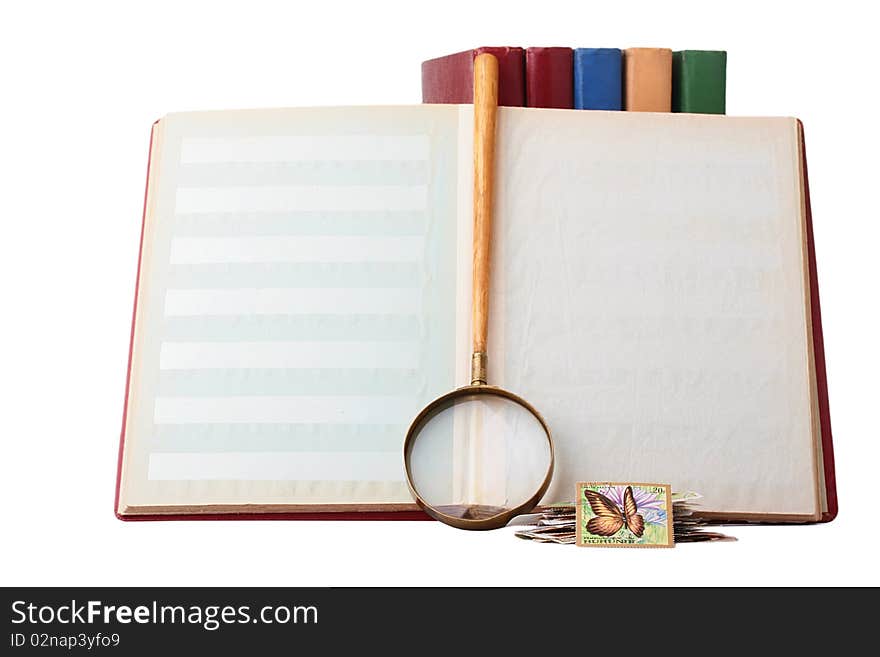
[116,105,836,522]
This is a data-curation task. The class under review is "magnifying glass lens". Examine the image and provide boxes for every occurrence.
[406,391,552,522]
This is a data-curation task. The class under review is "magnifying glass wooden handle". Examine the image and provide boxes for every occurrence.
[471,53,498,386]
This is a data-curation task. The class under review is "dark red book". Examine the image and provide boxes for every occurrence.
[525,47,573,108]
[421,46,525,107]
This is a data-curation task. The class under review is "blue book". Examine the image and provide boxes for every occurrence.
[573,48,623,110]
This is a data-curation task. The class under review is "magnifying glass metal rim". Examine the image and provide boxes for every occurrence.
[403,381,555,531]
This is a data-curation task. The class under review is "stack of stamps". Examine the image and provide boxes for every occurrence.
[514,483,734,547]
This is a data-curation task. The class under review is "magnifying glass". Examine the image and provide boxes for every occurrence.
[403,54,554,530]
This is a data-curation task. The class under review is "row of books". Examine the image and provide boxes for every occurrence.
[422,46,726,114]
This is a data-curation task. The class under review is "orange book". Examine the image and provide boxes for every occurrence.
[624,48,672,111]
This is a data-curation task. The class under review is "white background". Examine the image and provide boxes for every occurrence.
[1,0,878,586]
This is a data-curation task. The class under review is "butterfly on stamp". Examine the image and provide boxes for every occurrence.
[576,482,674,548]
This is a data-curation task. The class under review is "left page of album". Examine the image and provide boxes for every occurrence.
[118,106,464,514]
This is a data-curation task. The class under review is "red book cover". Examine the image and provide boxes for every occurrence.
[799,120,837,522]
[525,47,573,108]
[421,46,525,107]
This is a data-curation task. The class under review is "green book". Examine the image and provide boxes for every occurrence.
[672,50,727,114]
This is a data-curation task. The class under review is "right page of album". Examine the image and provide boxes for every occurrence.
[454,107,820,518]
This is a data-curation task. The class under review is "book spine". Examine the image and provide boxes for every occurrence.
[525,47,573,108]
[573,48,623,110]
[421,47,526,107]
[623,48,673,111]
[672,50,727,114]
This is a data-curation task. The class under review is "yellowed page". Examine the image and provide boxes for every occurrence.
[454,108,818,518]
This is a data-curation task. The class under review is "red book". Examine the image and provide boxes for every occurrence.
[421,46,525,107]
[525,47,573,108]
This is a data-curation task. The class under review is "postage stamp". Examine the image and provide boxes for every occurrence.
[576,482,674,548]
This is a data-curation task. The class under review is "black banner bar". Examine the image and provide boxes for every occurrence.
[1,587,867,652]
